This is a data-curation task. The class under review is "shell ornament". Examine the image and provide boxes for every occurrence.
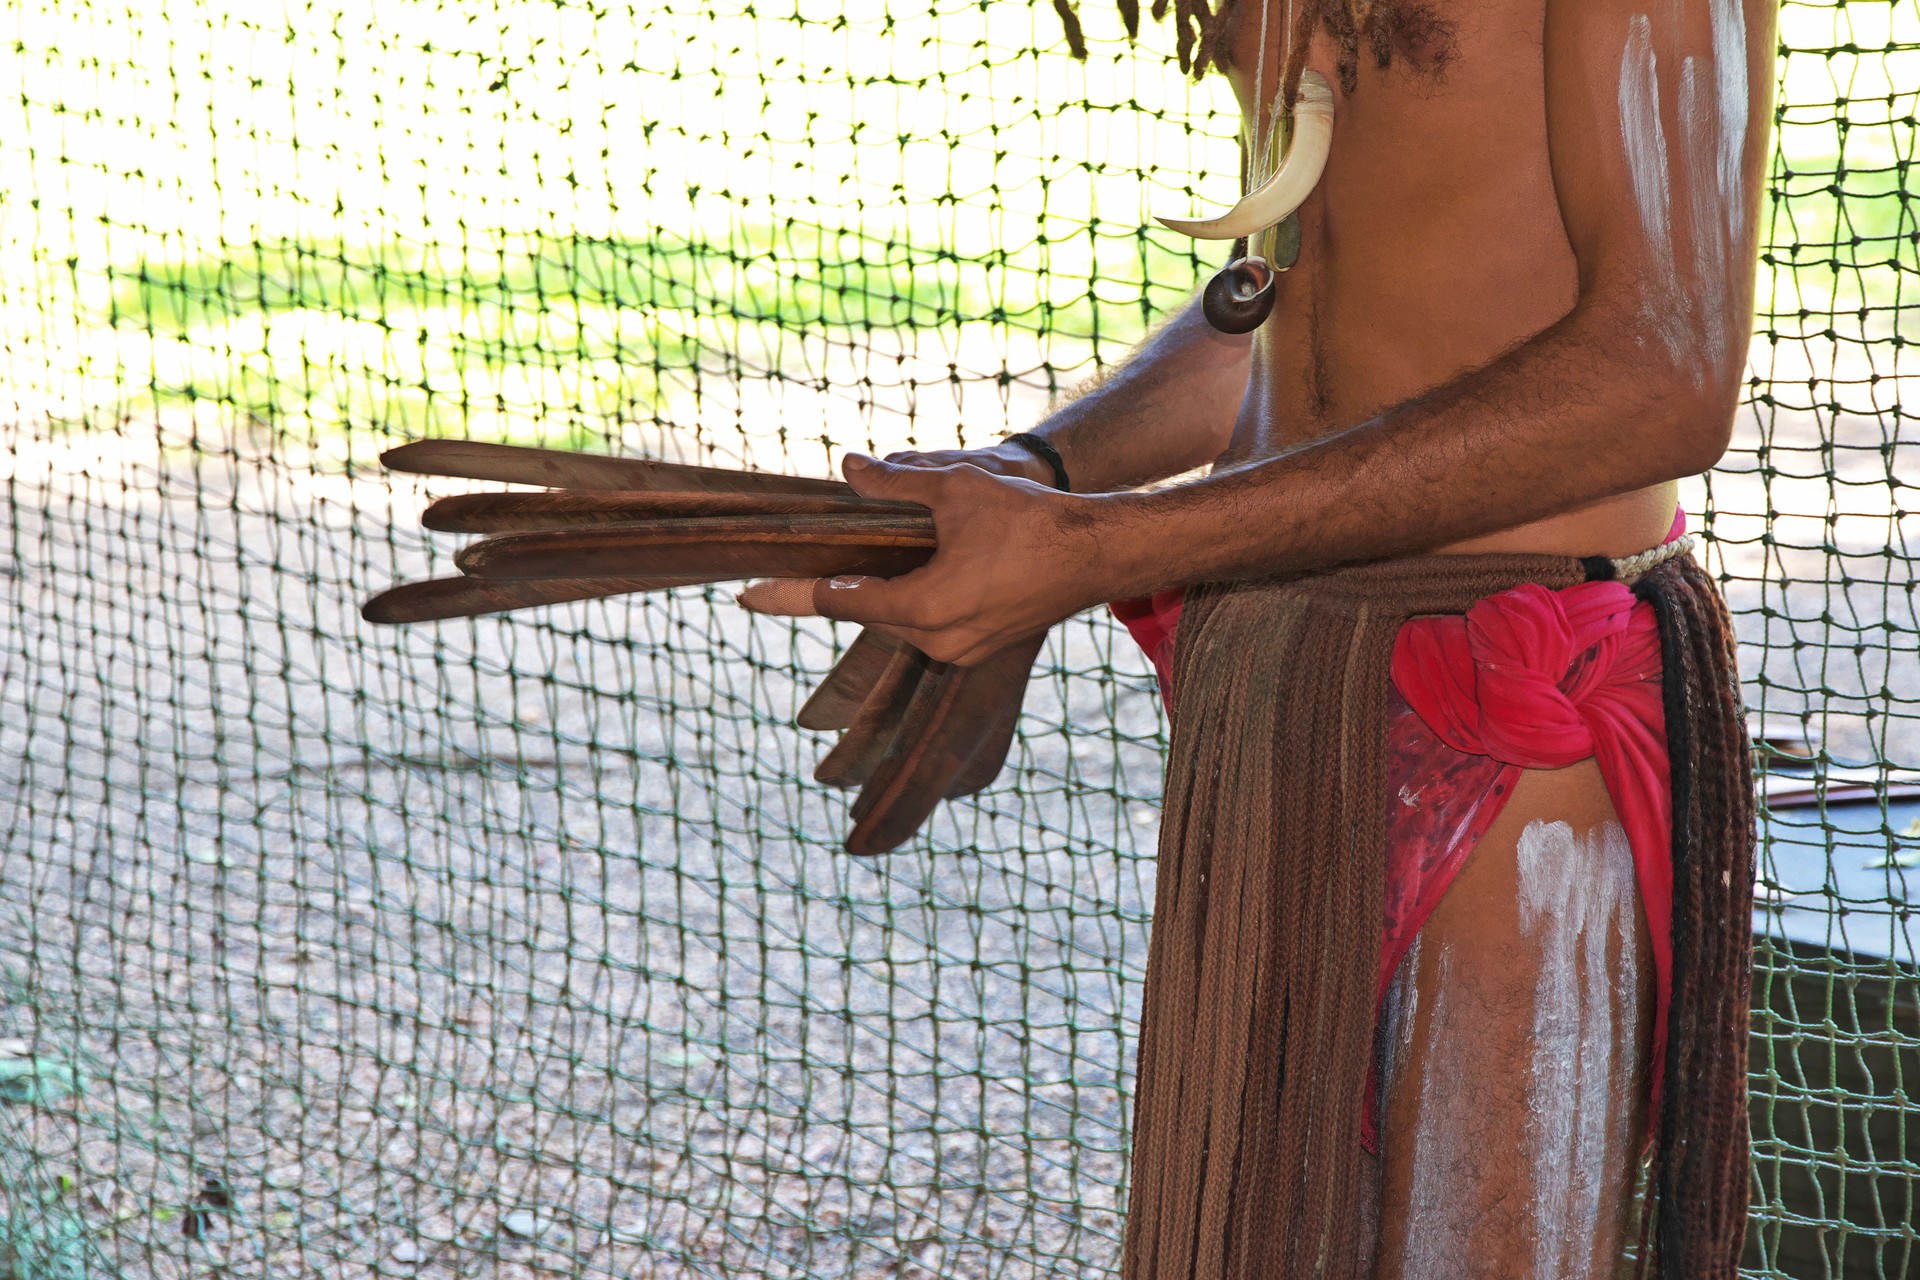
[1159,70,1335,334]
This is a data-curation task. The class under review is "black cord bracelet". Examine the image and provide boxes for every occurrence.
[1003,432,1071,492]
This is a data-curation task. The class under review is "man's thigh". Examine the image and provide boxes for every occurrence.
[1371,760,1656,1280]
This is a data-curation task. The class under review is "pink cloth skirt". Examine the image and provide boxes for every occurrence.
[1109,511,1684,1144]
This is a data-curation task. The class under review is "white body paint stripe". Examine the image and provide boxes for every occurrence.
[1617,16,1690,367]
[1516,819,1640,1280]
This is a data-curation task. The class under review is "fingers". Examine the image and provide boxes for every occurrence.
[736,577,823,617]
[880,448,956,470]
[878,441,1053,488]
[805,570,1016,666]
[729,566,943,653]
[839,453,948,503]
[739,573,1004,666]
[880,445,1002,471]
[806,572,885,621]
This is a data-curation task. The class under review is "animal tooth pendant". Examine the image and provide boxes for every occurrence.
[1161,70,1334,334]
[1158,71,1334,241]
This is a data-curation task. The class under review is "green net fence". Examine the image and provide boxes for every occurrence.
[0,0,1913,1276]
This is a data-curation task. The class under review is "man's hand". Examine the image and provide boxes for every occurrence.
[802,453,1116,666]
[880,439,1058,489]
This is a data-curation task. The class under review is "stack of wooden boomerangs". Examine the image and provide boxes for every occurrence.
[362,440,1044,855]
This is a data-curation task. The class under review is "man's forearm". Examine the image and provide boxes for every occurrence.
[1087,296,1735,597]
[1028,296,1251,493]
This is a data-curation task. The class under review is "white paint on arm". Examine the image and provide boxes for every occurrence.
[1616,5,1754,382]
[1616,16,1688,366]
[1680,57,1729,362]
[1708,0,1751,235]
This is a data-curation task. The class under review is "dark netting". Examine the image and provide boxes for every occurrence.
[0,1,1911,1277]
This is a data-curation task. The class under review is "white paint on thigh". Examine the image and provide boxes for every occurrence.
[1380,934,1422,1101]
[1515,819,1640,1280]
[1389,944,1495,1279]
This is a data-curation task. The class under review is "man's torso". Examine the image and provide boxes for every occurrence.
[1218,0,1682,558]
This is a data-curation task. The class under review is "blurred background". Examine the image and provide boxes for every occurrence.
[0,1,1913,1276]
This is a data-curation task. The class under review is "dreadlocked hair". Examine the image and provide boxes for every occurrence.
[1634,555,1756,1279]
[1052,0,1458,101]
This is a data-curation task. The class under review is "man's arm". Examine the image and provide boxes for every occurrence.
[815,0,1776,664]
[885,294,1252,494]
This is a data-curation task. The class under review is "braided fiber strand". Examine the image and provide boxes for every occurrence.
[1129,554,1586,1280]
[1635,556,1756,1279]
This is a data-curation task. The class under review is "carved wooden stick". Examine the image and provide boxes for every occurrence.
[382,439,851,495]
[454,516,935,582]
[423,489,924,533]
[813,644,931,788]
[845,632,1047,854]
[361,574,721,624]
[797,629,904,731]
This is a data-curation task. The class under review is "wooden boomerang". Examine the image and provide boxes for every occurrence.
[796,629,904,731]
[813,644,931,788]
[382,439,853,496]
[453,516,936,582]
[844,632,1048,855]
[943,673,1026,799]
[802,625,1033,799]
[423,489,926,533]
[361,574,724,624]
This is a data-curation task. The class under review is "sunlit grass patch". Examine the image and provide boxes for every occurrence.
[94,223,1205,449]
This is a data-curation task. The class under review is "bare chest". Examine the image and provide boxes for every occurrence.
[1216,0,1579,446]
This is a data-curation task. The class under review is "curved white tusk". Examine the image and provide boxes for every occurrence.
[1155,71,1335,241]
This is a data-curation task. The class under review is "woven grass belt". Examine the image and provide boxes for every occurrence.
[1123,550,1754,1280]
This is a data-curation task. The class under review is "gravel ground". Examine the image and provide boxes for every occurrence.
[0,340,1914,1278]
[0,408,1168,1280]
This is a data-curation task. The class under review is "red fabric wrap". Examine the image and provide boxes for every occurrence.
[1112,517,1683,1148]
[1387,579,1673,1123]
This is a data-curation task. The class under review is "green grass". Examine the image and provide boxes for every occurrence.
[110,227,983,337]
[94,223,1207,444]
[92,168,1908,450]
[110,223,1206,339]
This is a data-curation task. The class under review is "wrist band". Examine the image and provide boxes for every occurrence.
[1003,432,1071,492]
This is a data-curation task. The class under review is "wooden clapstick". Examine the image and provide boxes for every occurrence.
[423,489,926,533]
[797,629,1026,796]
[796,629,904,731]
[848,661,961,827]
[944,678,1027,798]
[845,633,1048,855]
[813,644,931,788]
[361,574,723,624]
[454,516,936,583]
[382,439,851,495]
